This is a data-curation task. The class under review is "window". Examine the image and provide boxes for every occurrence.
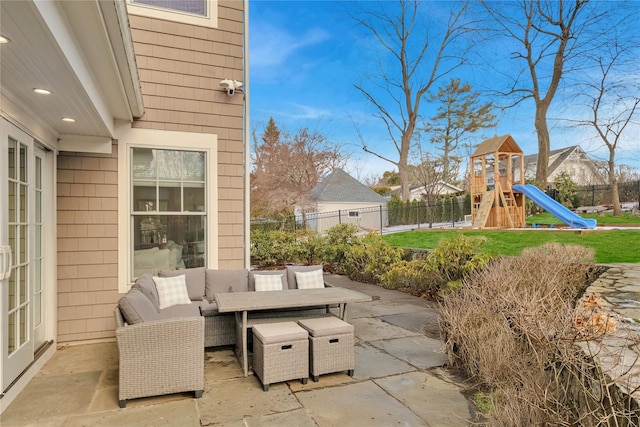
[131,148,206,277]
[117,127,218,290]
[131,0,207,16]
[127,0,218,28]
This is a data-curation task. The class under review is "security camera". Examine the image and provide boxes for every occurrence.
[219,79,243,97]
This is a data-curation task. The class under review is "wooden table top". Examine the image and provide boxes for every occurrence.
[214,287,372,313]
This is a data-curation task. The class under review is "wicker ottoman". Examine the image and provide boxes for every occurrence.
[298,317,355,382]
[252,321,309,391]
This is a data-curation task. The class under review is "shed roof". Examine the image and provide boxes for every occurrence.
[310,169,387,204]
[472,134,523,158]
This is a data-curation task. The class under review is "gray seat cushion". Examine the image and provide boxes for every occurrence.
[159,267,205,301]
[118,288,159,324]
[157,303,201,319]
[205,269,249,298]
[131,273,160,312]
[197,300,220,317]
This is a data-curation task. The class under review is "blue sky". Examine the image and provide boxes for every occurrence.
[248,1,640,182]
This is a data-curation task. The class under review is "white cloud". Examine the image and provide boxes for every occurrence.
[250,23,331,76]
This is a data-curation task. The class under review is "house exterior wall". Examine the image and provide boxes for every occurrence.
[311,202,388,233]
[57,144,120,342]
[56,1,245,342]
[128,2,245,267]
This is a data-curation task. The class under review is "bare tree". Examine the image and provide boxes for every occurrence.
[569,43,640,216]
[353,0,471,201]
[480,0,604,189]
[251,118,348,218]
[411,150,447,228]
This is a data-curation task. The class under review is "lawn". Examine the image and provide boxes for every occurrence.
[383,229,640,263]
[527,211,640,225]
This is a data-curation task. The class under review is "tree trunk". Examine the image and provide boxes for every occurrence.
[534,103,550,189]
[608,147,621,216]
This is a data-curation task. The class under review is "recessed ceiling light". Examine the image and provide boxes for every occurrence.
[61,117,76,123]
[0,35,10,44]
[33,88,51,95]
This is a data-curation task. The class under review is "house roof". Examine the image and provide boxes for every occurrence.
[472,134,523,158]
[524,145,579,168]
[310,169,387,204]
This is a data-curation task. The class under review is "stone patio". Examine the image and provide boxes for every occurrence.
[1,274,477,426]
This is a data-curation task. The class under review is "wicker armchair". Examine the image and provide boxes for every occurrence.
[114,308,204,408]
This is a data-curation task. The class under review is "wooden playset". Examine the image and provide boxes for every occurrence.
[470,135,526,228]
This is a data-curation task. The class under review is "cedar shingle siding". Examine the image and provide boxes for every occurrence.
[56,1,245,342]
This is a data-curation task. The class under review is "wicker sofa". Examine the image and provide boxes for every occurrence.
[114,265,325,406]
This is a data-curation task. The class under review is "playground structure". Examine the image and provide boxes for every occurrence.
[470,135,526,228]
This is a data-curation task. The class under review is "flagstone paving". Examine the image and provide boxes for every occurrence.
[4,265,639,426]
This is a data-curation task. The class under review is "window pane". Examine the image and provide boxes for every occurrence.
[133,180,157,212]
[132,0,207,16]
[132,148,156,178]
[184,184,205,212]
[159,183,181,211]
[132,214,205,276]
[156,150,182,180]
[183,151,205,181]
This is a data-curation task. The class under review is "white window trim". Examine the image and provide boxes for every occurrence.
[126,0,218,28]
[116,126,218,292]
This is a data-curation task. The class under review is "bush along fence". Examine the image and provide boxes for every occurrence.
[251,195,471,234]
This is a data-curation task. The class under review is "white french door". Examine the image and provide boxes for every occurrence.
[1,119,52,392]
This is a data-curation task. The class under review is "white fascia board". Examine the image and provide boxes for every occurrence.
[58,134,113,154]
[32,0,116,136]
[98,0,144,118]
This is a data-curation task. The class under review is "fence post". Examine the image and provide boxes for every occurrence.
[451,197,455,227]
[338,210,342,224]
[379,205,383,234]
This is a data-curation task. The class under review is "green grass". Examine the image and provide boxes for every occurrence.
[383,229,640,263]
[527,211,640,225]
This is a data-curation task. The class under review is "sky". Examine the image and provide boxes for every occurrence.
[248,0,640,183]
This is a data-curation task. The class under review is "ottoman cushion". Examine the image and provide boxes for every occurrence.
[252,322,308,344]
[298,317,354,337]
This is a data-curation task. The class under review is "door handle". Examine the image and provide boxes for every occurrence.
[0,245,12,280]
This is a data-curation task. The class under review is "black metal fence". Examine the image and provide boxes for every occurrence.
[250,196,471,234]
[251,181,639,233]
[569,180,640,208]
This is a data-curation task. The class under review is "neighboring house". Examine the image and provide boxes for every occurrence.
[304,169,388,233]
[0,0,248,412]
[388,182,463,201]
[522,145,607,186]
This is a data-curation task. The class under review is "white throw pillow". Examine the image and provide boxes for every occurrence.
[254,274,283,291]
[153,275,191,309]
[295,269,325,289]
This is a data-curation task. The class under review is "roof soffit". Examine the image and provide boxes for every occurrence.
[0,0,142,146]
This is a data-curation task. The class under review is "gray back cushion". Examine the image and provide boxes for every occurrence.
[205,269,249,299]
[248,269,288,291]
[285,265,323,289]
[159,267,205,301]
[131,273,160,312]
[118,288,159,324]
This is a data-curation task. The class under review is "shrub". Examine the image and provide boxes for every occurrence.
[380,260,434,292]
[440,243,637,425]
[343,232,403,284]
[381,234,492,298]
[251,229,322,267]
[319,223,360,273]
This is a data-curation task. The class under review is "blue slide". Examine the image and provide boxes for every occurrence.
[513,184,597,229]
